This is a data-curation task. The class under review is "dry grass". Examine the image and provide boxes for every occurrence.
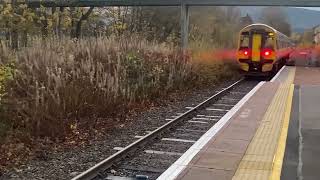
[0,43,15,142]
[0,37,238,141]
[1,37,194,139]
[191,49,239,84]
[0,37,239,172]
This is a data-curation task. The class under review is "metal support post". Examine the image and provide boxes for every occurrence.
[181,3,189,51]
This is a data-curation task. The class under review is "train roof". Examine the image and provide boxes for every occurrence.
[240,23,289,38]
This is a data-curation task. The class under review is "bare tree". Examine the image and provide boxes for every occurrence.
[75,7,94,38]
[260,7,292,36]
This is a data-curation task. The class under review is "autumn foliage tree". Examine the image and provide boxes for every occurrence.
[0,2,96,48]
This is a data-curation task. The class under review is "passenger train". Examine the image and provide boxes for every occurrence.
[237,24,294,76]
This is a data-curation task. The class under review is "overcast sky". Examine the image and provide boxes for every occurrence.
[299,7,320,11]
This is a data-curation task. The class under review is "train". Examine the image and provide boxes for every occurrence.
[237,24,294,76]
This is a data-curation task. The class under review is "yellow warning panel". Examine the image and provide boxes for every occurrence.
[252,34,262,62]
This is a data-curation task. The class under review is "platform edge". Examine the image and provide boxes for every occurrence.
[271,65,286,82]
[157,81,266,180]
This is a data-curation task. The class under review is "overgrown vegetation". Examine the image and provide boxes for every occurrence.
[2,37,187,138]
[0,37,238,139]
[0,45,14,142]
[0,37,238,170]
[0,3,244,137]
[0,3,244,171]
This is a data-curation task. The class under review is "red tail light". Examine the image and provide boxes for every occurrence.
[264,51,270,56]
[239,49,250,57]
[262,49,273,59]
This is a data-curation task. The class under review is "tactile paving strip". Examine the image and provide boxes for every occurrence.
[232,67,296,180]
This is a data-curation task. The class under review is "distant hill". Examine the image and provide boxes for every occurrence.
[239,7,320,33]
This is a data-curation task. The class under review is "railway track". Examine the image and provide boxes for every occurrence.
[72,78,260,180]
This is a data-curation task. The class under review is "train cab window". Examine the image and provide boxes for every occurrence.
[264,36,274,49]
[240,35,249,48]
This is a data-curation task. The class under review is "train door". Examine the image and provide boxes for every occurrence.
[252,34,262,62]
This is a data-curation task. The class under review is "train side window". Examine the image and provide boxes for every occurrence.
[279,41,283,49]
[240,35,249,48]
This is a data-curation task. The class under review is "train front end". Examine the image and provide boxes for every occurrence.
[237,24,277,76]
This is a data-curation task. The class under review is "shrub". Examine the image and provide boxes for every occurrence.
[0,37,239,141]
[1,37,193,138]
[191,49,239,85]
[0,44,15,141]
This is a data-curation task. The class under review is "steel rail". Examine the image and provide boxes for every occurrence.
[71,78,245,180]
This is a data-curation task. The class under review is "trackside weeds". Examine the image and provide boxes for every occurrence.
[0,37,239,174]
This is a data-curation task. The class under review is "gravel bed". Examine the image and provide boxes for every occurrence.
[102,80,260,180]
[149,142,192,153]
[163,132,204,140]
[1,79,238,180]
[112,153,178,179]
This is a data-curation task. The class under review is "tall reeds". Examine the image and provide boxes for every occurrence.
[1,37,194,138]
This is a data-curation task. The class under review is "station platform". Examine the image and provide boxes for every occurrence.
[158,66,320,180]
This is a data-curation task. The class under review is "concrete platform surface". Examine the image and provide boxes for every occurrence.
[158,66,320,180]
[176,82,279,180]
[300,86,320,180]
[283,66,320,180]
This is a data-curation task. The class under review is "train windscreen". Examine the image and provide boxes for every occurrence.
[240,34,250,48]
[264,35,275,49]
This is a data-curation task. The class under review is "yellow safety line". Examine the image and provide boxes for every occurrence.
[269,84,294,180]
